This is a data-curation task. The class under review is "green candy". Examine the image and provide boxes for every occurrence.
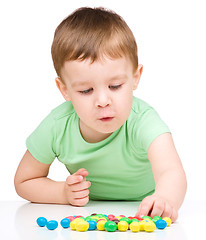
[152,216,162,223]
[96,214,106,218]
[130,219,139,223]
[142,216,152,220]
[119,217,131,224]
[85,216,93,221]
[104,221,118,232]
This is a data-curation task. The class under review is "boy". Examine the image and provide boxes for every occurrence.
[14,7,187,222]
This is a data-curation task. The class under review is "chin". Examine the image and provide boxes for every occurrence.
[101,125,121,134]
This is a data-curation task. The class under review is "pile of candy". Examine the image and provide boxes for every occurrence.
[36,213,172,233]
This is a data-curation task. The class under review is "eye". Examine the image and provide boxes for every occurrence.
[109,84,122,90]
[79,88,93,94]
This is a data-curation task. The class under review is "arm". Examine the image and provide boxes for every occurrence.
[14,150,91,206]
[136,133,187,221]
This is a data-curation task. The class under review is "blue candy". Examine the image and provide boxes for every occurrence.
[60,218,70,228]
[155,219,167,229]
[87,220,97,230]
[46,220,58,230]
[36,217,47,227]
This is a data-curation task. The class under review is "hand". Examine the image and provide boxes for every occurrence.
[63,168,91,206]
[135,193,178,222]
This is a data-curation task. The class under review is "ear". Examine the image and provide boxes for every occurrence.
[55,77,71,101]
[133,64,143,90]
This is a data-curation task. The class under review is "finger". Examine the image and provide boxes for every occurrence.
[70,181,91,192]
[66,175,83,185]
[73,189,90,199]
[170,208,178,223]
[161,202,172,219]
[150,199,165,218]
[73,168,89,177]
[136,196,155,216]
[70,196,89,207]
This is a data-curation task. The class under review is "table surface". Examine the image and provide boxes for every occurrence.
[1,200,205,240]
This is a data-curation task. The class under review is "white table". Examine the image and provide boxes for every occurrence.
[0,200,205,240]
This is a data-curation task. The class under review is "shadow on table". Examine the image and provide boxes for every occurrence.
[15,201,188,240]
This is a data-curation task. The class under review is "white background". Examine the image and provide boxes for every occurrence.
[0,0,205,202]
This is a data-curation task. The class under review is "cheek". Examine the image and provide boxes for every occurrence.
[72,98,91,117]
[116,95,133,117]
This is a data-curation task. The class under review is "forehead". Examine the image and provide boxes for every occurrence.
[61,57,133,85]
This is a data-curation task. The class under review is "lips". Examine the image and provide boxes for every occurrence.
[99,117,114,122]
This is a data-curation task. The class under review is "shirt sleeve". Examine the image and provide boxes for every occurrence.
[26,113,57,164]
[134,107,171,152]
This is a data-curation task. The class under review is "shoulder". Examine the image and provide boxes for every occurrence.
[129,96,153,119]
[128,96,167,127]
[127,96,170,152]
[50,101,76,121]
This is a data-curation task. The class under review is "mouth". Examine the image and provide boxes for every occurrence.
[99,117,114,122]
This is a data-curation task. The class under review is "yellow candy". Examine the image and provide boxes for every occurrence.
[76,220,89,232]
[139,220,146,231]
[115,216,122,220]
[163,217,172,227]
[144,221,156,232]
[97,220,107,231]
[118,221,128,231]
[70,218,85,230]
[130,221,140,232]
[90,216,99,221]
[70,220,77,230]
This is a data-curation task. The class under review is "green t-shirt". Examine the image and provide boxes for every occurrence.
[26,96,170,200]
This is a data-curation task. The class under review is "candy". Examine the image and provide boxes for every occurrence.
[104,221,118,232]
[97,219,107,231]
[66,216,75,222]
[76,220,89,232]
[91,213,97,216]
[152,216,162,223]
[144,221,156,232]
[130,218,139,223]
[139,220,147,231]
[90,216,99,221]
[111,218,120,224]
[119,217,131,224]
[130,221,140,232]
[74,215,84,219]
[70,218,85,230]
[36,214,172,233]
[107,214,115,220]
[97,218,108,223]
[46,220,58,230]
[163,217,172,227]
[142,216,152,220]
[155,219,167,229]
[118,221,128,231]
[60,218,70,228]
[134,214,144,221]
[36,217,47,227]
[87,220,97,230]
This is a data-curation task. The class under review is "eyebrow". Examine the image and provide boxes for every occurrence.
[71,81,91,87]
[71,74,128,88]
[110,74,128,81]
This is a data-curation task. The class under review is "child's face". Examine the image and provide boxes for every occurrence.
[56,57,143,143]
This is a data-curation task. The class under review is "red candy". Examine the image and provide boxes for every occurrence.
[133,215,144,221]
[66,216,75,221]
[107,214,115,220]
[97,218,107,223]
[74,215,84,219]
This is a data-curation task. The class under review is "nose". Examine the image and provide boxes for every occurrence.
[95,89,112,108]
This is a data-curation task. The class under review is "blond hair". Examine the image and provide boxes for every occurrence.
[51,7,138,80]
